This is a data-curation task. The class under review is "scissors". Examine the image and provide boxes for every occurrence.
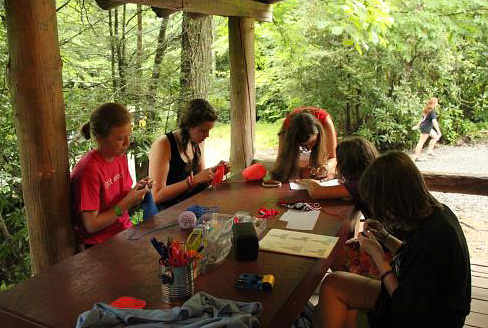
[168,245,189,267]
[186,228,206,251]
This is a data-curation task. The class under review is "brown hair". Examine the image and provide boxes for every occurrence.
[271,112,327,182]
[422,97,438,115]
[336,136,379,182]
[179,99,217,148]
[81,103,131,140]
[359,151,441,230]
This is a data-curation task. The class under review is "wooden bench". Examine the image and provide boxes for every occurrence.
[466,262,488,328]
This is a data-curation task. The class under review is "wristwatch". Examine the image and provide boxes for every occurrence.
[114,205,123,217]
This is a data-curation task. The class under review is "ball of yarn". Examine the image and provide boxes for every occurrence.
[178,211,197,229]
[242,163,267,181]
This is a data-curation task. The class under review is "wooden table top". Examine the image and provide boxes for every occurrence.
[0,180,358,328]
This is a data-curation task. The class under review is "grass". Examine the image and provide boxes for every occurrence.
[204,121,282,167]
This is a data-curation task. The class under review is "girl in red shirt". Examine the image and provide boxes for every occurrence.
[271,107,337,182]
[71,103,150,247]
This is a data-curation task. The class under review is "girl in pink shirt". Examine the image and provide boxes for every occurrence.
[71,103,150,247]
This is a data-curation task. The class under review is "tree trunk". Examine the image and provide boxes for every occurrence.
[109,9,117,93]
[177,13,213,121]
[355,88,361,130]
[229,17,256,172]
[5,0,76,274]
[147,17,170,117]
[345,101,351,134]
[135,4,143,112]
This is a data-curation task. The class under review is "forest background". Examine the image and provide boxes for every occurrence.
[1,0,488,289]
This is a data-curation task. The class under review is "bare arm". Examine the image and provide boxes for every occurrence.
[323,116,337,160]
[302,179,351,199]
[432,118,441,136]
[359,231,399,296]
[81,184,148,233]
[148,136,192,204]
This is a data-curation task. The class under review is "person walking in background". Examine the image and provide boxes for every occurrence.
[71,103,151,248]
[271,107,337,182]
[412,97,442,161]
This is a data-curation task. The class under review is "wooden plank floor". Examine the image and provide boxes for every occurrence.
[465,262,488,328]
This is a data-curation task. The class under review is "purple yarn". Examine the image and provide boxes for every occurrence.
[186,205,219,220]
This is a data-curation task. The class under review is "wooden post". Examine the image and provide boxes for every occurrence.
[5,0,76,274]
[229,17,256,172]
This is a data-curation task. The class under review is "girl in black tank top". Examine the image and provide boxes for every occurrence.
[156,132,207,210]
[148,99,229,211]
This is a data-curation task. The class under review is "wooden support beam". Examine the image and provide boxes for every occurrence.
[94,0,273,22]
[5,0,76,274]
[229,17,256,172]
[422,171,488,196]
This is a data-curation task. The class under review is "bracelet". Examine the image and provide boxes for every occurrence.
[114,205,123,217]
[380,269,395,282]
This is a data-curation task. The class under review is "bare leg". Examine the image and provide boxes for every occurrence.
[313,271,381,328]
[427,130,440,155]
[413,134,430,160]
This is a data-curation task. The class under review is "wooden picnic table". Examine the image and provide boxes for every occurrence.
[0,180,358,328]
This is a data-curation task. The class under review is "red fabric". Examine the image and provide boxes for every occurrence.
[242,163,267,181]
[111,296,146,309]
[283,107,330,129]
[212,164,225,186]
[344,239,393,279]
[71,150,133,245]
[257,207,278,218]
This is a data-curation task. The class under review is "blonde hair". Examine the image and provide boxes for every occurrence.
[271,112,327,182]
[423,97,438,115]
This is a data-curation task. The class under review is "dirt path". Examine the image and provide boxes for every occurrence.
[412,143,488,264]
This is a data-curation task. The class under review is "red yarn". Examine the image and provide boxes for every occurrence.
[212,164,225,187]
[242,163,267,181]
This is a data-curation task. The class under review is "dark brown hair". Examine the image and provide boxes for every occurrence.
[359,151,441,230]
[81,103,131,140]
[336,136,378,182]
[179,99,217,147]
[271,112,327,182]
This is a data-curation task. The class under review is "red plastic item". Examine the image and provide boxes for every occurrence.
[110,296,147,309]
[242,163,267,181]
[257,207,279,219]
[212,164,225,187]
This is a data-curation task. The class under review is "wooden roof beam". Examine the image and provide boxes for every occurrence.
[95,0,273,22]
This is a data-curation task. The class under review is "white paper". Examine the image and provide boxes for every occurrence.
[289,179,340,190]
[279,209,320,230]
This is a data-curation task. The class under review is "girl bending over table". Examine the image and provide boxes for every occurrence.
[271,107,337,182]
[313,151,470,328]
[148,99,229,211]
[71,103,151,247]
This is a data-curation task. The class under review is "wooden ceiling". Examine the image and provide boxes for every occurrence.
[95,0,286,22]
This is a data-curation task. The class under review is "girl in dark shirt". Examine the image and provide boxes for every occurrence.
[302,136,378,219]
[313,151,470,328]
[412,97,442,161]
[148,99,229,210]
